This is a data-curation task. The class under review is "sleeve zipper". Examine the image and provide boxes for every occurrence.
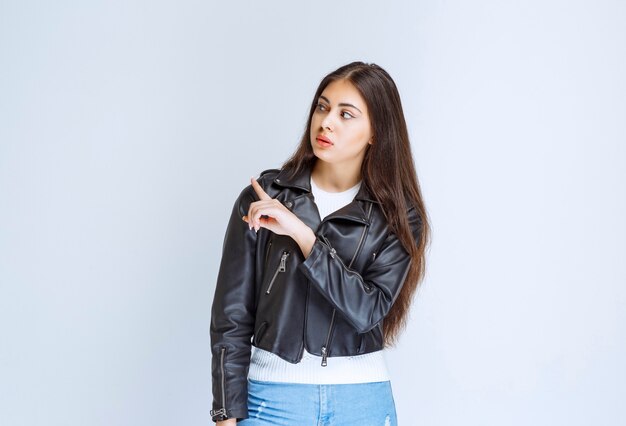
[210,347,228,420]
[321,232,372,292]
[320,235,337,259]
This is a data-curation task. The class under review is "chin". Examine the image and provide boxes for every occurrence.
[310,145,322,158]
[311,148,330,161]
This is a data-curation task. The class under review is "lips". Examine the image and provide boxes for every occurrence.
[316,135,333,146]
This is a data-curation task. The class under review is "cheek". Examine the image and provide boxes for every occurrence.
[310,114,321,130]
[347,124,371,147]
[309,117,318,138]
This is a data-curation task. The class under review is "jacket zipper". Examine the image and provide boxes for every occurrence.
[266,251,289,294]
[319,235,338,367]
[321,309,336,366]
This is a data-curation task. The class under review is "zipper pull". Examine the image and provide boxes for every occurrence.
[321,346,328,367]
[279,251,288,271]
[321,235,336,259]
[266,252,289,295]
[210,408,226,418]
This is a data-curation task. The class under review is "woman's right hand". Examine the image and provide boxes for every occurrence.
[244,176,317,258]
[216,419,237,426]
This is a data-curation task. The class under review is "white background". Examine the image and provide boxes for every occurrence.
[1,1,624,425]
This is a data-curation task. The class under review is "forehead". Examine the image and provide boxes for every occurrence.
[319,79,367,110]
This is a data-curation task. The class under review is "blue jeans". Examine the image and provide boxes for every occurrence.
[237,379,398,425]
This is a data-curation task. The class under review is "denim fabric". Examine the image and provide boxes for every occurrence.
[237,379,398,425]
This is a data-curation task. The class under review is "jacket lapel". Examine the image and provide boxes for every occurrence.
[272,165,377,228]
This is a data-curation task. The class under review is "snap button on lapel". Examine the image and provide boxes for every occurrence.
[284,201,293,209]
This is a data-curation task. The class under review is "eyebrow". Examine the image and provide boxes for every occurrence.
[318,95,363,114]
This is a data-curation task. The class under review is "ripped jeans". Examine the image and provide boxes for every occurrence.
[237,379,398,426]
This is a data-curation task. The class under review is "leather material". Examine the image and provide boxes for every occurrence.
[210,165,421,421]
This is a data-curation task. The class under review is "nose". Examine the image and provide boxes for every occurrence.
[320,114,334,132]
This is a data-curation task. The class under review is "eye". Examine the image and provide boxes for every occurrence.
[341,111,354,119]
[316,103,328,111]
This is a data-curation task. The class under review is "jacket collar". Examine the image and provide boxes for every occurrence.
[272,165,379,204]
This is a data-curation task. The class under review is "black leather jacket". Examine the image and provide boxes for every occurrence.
[210,165,421,422]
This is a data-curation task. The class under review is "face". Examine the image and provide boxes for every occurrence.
[309,79,373,168]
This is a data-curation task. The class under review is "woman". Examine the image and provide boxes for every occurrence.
[210,61,430,425]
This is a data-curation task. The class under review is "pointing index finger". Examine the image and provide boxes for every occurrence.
[250,176,271,200]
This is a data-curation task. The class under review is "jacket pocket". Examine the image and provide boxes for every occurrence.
[265,251,290,294]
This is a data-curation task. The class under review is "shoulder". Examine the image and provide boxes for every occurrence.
[370,197,421,226]
[256,168,283,197]
[258,168,282,186]
[371,198,423,246]
[406,200,421,221]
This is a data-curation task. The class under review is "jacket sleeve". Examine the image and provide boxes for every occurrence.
[209,184,257,422]
[297,205,422,334]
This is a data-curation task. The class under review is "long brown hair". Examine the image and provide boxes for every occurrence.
[281,61,431,346]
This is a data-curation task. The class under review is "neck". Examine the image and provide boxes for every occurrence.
[311,159,362,192]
